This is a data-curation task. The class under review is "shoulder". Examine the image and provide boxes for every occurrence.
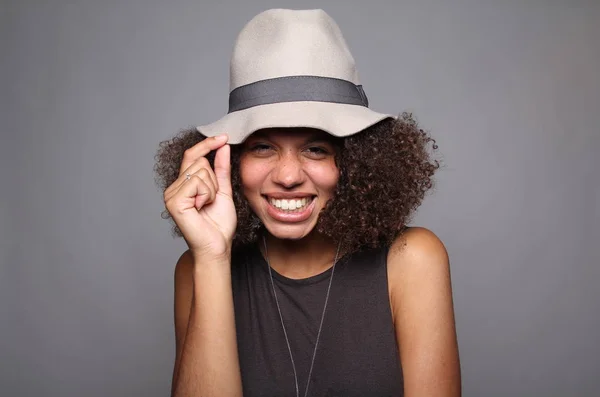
[388,226,448,265]
[175,249,195,284]
[386,227,461,395]
[173,250,195,353]
[387,226,450,301]
[173,250,195,330]
[174,250,195,321]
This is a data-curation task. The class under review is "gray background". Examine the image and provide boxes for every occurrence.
[1,0,598,396]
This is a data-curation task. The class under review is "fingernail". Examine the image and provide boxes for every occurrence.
[215,134,228,141]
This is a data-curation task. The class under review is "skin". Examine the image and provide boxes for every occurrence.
[167,130,461,396]
[388,227,462,396]
[166,135,241,397]
[239,128,341,277]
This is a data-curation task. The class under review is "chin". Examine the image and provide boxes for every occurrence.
[262,221,317,241]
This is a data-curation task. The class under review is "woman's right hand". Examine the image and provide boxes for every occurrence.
[164,134,237,259]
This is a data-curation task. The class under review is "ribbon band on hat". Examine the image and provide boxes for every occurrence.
[228,75,369,113]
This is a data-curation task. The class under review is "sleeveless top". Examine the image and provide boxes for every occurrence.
[231,243,404,397]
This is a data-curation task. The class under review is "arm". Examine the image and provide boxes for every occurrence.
[388,227,461,397]
[171,250,242,397]
[164,136,241,396]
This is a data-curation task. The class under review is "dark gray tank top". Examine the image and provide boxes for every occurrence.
[231,243,403,397]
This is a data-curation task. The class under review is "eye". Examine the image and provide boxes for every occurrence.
[303,146,330,158]
[248,143,273,154]
[307,146,327,153]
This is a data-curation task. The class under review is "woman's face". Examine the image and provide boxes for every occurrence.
[239,128,339,240]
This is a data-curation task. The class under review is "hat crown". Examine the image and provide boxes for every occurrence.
[230,9,360,92]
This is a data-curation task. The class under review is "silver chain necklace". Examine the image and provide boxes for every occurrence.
[262,236,341,397]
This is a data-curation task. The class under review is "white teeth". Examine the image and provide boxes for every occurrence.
[269,197,312,211]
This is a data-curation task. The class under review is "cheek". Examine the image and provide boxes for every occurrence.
[306,161,340,193]
[239,158,268,193]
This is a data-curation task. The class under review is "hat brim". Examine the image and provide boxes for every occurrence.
[196,101,395,144]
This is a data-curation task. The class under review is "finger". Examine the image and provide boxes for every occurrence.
[170,175,212,213]
[165,157,214,200]
[195,168,217,204]
[192,177,213,210]
[167,167,216,204]
[183,161,218,195]
[213,144,232,197]
[167,161,217,200]
[179,134,228,175]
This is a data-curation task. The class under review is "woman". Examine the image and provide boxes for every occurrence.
[155,9,460,397]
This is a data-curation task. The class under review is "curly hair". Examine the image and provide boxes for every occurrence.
[154,112,440,253]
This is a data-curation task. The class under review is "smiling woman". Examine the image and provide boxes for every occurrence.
[154,8,460,397]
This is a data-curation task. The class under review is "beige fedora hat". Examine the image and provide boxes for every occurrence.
[197,8,394,144]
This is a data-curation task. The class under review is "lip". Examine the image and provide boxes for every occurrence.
[262,192,315,199]
[264,196,316,223]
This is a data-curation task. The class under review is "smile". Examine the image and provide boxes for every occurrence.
[267,197,314,212]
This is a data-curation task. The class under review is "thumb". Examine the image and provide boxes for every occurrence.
[214,143,232,196]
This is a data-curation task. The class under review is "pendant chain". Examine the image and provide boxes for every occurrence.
[262,236,341,397]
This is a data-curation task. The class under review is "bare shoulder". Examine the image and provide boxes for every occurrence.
[387,226,452,313]
[387,227,461,396]
[174,249,194,314]
[174,250,195,349]
[175,249,195,285]
[387,226,450,283]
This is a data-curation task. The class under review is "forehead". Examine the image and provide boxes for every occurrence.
[244,127,335,143]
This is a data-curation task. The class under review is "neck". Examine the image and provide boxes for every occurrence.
[261,231,339,279]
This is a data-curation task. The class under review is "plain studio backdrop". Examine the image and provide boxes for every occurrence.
[1,1,598,396]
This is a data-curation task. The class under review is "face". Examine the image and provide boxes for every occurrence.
[239,128,339,240]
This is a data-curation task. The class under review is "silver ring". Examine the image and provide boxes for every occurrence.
[185,173,191,180]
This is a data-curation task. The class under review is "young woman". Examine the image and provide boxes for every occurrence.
[155,9,460,397]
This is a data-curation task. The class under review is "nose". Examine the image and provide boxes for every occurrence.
[270,150,305,188]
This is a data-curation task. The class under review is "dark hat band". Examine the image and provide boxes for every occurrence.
[228,75,369,113]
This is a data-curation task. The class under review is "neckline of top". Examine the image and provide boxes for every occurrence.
[250,243,349,286]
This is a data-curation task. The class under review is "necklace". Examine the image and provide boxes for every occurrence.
[262,236,341,397]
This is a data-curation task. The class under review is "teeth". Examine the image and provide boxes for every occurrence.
[269,197,311,211]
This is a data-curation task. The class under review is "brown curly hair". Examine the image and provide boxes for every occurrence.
[154,112,440,253]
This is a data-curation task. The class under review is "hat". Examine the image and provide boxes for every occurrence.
[196,8,394,144]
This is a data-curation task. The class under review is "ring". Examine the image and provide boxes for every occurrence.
[185,173,191,180]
